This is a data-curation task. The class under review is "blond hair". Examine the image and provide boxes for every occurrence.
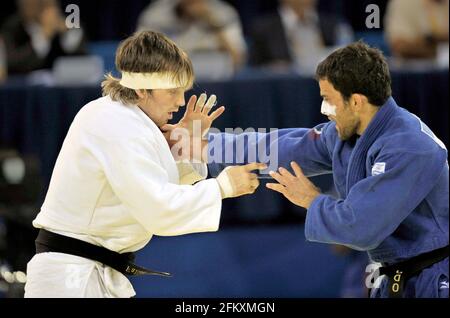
[102,31,194,105]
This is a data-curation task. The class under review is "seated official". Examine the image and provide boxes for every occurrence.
[1,0,86,75]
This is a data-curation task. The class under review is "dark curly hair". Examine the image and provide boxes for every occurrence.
[316,41,392,106]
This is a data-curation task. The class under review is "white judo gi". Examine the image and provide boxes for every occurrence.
[24,95,222,298]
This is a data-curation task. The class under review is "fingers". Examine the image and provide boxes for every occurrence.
[241,175,259,194]
[194,93,207,112]
[160,124,176,132]
[186,95,197,114]
[269,170,286,185]
[269,164,302,185]
[250,178,260,190]
[194,93,219,114]
[209,106,225,121]
[243,162,268,172]
[189,93,222,116]
[278,167,294,178]
[223,165,261,197]
[201,94,217,114]
[242,170,259,192]
[290,161,304,178]
[266,183,286,195]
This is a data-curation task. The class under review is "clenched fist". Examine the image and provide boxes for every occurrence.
[216,163,267,199]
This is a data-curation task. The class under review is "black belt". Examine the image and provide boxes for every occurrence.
[35,229,171,277]
[375,245,449,298]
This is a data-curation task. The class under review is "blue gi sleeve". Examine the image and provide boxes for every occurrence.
[207,122,334,177]
[305,148,448,251]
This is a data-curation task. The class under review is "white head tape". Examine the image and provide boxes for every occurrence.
[120,72,186,90]
[321,100,337,116]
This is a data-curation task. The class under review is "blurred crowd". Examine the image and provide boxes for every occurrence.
[0,0,448,83]
[0,0,448,298]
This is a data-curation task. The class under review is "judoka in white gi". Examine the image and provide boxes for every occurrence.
[24,31,265,298]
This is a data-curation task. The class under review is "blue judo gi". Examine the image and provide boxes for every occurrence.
[208,97,449,297]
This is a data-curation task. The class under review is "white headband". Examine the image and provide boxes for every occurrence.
[321,100,337,116]
[120,72,188,90]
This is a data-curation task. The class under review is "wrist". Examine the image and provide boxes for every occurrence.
[305,193,321,209]
[216,167,234,199]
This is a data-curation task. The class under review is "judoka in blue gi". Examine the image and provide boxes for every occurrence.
[207,42,449,298]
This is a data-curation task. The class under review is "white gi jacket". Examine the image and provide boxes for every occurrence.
[24,96,222,298]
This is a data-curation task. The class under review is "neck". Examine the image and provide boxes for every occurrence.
[137,102,153,121]
[357,104,380,135]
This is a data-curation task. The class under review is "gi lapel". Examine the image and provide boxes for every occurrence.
[345,97,397,195]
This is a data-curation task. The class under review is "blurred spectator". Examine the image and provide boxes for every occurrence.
[137,0,246,73]
[248,0,353,73]
[385,0,449,59]
[0,0,86,75]
[0,36,6,82]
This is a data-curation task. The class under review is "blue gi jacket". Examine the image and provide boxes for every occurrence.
[208,97,449,265]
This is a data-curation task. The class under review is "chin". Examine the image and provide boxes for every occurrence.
[339,129,357,141]
[156,120,167,128]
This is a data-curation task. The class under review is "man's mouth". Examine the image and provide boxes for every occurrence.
[168,109,179,119]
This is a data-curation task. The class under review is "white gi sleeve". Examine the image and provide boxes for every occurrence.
[176,162,208,185]
[91,134,222,236]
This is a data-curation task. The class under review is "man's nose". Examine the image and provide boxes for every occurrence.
[177,94,186,107]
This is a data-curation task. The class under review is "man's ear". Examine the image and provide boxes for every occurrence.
[135,89,146,99]
[350,94,365,112]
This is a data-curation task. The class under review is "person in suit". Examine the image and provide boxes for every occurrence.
[249,0,353,73]
[137,0,246,72]
[0,0,86,75]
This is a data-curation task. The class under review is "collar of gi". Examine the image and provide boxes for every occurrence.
[345,97,397,194]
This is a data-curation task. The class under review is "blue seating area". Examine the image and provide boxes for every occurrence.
[85,29,392,81]
[87,41,120,74]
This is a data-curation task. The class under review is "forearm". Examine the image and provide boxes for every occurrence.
[207,130,276,167]
[305,195,386,251]
[207,127,332,176]
[215,30,244,69]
